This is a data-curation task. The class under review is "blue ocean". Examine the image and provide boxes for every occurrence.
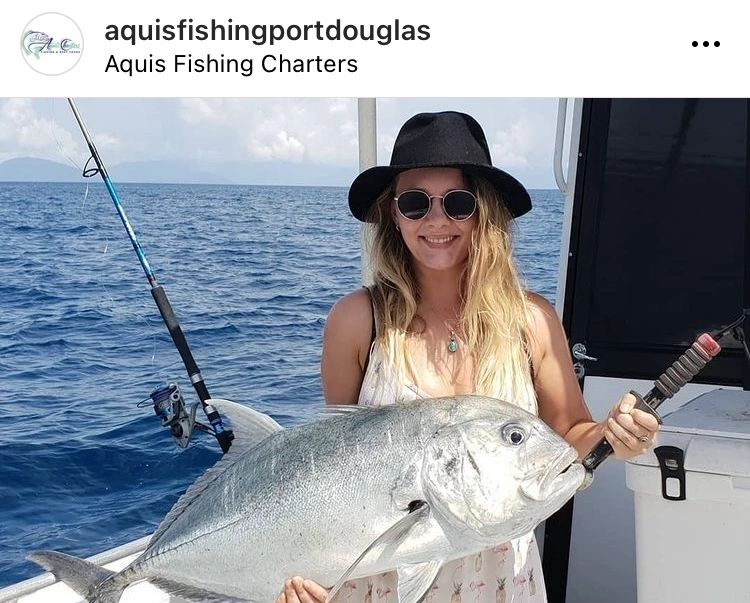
[0,182,563,587]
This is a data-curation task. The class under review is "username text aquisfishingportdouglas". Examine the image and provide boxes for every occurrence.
[104,18,431,77]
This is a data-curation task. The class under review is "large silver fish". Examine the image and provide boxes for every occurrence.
[29,395,589,603]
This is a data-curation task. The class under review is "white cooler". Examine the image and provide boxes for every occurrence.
[625,389,750,603]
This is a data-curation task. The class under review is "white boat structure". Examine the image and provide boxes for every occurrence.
[1,98,747,603]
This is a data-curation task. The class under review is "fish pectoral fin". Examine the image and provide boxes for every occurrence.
[325,501,431,603]
[397,559,443,603]
[206,398,283,453]
[151,577,251,602]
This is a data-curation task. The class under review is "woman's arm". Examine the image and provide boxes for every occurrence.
[320,288,374,405]
[527,292,659,460]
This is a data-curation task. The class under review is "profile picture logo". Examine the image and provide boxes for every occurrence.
[21,12,83,75]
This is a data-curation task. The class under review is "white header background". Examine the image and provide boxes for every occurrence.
[3,0,745,96]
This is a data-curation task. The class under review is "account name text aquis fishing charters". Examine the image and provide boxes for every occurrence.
[104,18,431,77]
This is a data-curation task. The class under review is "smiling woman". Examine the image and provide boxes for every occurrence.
[270,111,658,603]
[276,110,661,603]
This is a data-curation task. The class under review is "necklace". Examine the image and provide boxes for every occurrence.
[413,309,462,354]
[448,327,458,354]
[448,329,458,353]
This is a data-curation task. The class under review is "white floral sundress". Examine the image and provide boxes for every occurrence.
[336,338,547,603]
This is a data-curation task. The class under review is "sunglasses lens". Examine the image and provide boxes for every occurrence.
[444,191,477,220]
[397,191,430,220]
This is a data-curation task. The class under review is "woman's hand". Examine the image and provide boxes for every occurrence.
[602,393,660,459]
[276,577,329,603]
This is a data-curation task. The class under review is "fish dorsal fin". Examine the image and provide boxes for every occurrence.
[397,560,443,603]
[208,398,283,452]
[318,404,379,418]
[144,399,283,550]
[146,453,238,548]
[150,577,250,602]
[325,501,431,603]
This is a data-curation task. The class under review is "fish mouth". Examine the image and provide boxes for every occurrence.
[520,448,587,501]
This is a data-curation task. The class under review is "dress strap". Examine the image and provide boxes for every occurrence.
[521,331,536,384]
[362,286,377,377]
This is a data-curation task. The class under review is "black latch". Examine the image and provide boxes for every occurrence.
[654,445,686,501]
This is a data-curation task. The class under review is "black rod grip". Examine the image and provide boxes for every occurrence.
[151,285,235,453]
[582,391,661,471]
[151,285,203,387]
[582,439,613,471]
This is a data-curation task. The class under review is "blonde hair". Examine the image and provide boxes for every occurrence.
[366,174,535,402]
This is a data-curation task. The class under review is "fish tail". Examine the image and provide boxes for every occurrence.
[27,550,125,603]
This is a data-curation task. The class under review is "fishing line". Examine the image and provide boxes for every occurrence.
[47,101,95,216]
[81,183,89,211]
[46,99,94,216]
[50,96,165,376]
[47,98,84,173]
[710,309,750,363]
[86,225,158,354]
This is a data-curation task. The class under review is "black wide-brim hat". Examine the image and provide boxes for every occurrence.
[348,111,532,222]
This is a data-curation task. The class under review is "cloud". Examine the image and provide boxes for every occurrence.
[247,130,305,161]
[178,98,242,126]
[92,132,121,153]
[0,99,80,163]
[0,99,122,165]
[489,117,536,168]
[178,98,359,164]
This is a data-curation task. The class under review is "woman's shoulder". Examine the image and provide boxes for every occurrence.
[525,291,557,324]
[325,288,374,341]
[329,287,373,320]
[524,291,561,360]
[322,288,376,403]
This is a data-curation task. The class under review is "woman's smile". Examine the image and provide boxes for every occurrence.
[420,234,459,247]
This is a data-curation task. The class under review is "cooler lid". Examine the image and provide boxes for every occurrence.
[628,389,750,477]
[660,389,750,438]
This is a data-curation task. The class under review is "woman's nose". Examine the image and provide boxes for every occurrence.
[424,197,450,223]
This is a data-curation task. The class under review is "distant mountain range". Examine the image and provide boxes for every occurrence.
[0,157,357,187]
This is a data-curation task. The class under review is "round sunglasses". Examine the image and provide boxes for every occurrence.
[394,189,477,222]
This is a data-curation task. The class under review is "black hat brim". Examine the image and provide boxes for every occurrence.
[348,163,532,222]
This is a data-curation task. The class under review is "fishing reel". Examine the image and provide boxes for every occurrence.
[140,383,204,448]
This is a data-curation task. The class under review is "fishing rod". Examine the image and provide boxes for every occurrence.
[67,98,234,453]
[581,307,750,473]
[581,332,720,472]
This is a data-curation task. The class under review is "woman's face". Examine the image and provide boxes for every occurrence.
[393,167,478,273]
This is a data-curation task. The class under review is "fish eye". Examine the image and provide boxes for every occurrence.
[501,424,526,446]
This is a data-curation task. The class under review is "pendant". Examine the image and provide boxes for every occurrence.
[448,330,458,353]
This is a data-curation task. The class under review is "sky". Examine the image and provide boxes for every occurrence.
[0,98,564,188]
